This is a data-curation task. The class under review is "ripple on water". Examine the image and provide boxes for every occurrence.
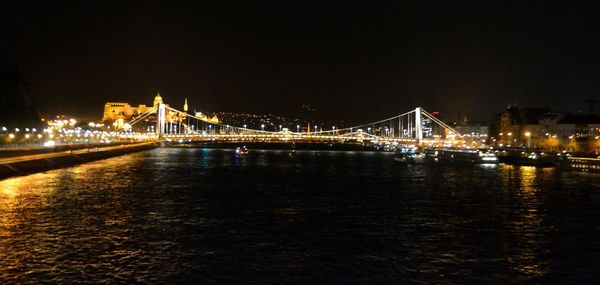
[0,148,599,283]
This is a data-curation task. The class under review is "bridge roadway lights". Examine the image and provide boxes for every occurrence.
[160,133,420,144]
[136,105,456,145]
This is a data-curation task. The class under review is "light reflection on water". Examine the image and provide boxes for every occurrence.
[0,148,599,283]
[507,166,547,278]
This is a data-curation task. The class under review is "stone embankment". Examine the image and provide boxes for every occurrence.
[0,142,157,179]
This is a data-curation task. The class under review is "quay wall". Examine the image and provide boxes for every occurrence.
[0,142,157,179]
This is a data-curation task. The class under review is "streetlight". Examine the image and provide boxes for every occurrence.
[296,125,300,133]
[261,124,265,131]
[524,131,531,148]
[279,125,282,131]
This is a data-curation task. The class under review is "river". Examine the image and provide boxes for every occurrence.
[1,148,599,283]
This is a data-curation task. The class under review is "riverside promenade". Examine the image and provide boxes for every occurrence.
[0,142,157,179]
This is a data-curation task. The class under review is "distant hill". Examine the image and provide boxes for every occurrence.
[0,55,41,128]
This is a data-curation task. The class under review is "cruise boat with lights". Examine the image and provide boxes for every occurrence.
[394,147,425,164]
[235,146,249,156]
[565,156,600,173]
[425,148,498,164]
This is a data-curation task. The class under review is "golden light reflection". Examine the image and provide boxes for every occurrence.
[0,152,147,278]
[0,177,22,237]
[507,166,548,278]
[0,171,64,275]
[0,172,62,236]
[0,178,19,198]
[519,166,537,193]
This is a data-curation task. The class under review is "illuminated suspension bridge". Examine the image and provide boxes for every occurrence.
[126,103,462,145]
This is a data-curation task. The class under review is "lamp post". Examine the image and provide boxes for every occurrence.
[524,132,531,148]
[296,125,300,133]
[261,124,265,131]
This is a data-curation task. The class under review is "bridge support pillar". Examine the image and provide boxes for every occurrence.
[415,107,423,141]
[156,103,166,136]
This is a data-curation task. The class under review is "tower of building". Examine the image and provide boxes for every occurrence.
[184,98,188,113]
[153,91,163,107]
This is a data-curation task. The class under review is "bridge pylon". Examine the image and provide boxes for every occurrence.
[415,107,423,141]
[156,103,166,136]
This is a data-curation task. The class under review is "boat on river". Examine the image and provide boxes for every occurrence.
[425,148,499,164]
[394,147,425,164]
[564,156,600,173]
[235,146,249,156]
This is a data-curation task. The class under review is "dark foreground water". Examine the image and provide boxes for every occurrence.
[1,148,599,284]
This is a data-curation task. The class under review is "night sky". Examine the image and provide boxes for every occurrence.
[1,1,599,122]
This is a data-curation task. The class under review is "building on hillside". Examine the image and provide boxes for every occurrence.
[101,92,220,132]
[102,102,152,122]
[194,112,220,124]
[102,93,163,124]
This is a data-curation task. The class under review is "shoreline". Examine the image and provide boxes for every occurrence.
[0,142,157,179]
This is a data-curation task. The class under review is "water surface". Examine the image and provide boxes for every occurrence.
[1,148,599,283]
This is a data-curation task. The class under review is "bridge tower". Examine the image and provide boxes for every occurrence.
[156,103,166,136]
[415,107,423,140]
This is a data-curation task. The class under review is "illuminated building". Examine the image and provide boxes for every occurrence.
[194,112,219,124]
[102,92,165,123]
[102,92,172,129]
[489,105,600,152]
[101,92,221,132]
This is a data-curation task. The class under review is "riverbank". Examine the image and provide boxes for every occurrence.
[0,142,141,158]
[0,142,157,179]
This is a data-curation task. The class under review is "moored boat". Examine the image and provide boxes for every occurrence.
[425,148,498,164]
[565,156,600,173]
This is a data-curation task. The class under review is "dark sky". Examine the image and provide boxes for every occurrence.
[1,0,599,122]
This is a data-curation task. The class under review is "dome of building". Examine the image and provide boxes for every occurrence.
[153,92,163,107]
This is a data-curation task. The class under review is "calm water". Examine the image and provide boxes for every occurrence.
[1,148,599,284]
